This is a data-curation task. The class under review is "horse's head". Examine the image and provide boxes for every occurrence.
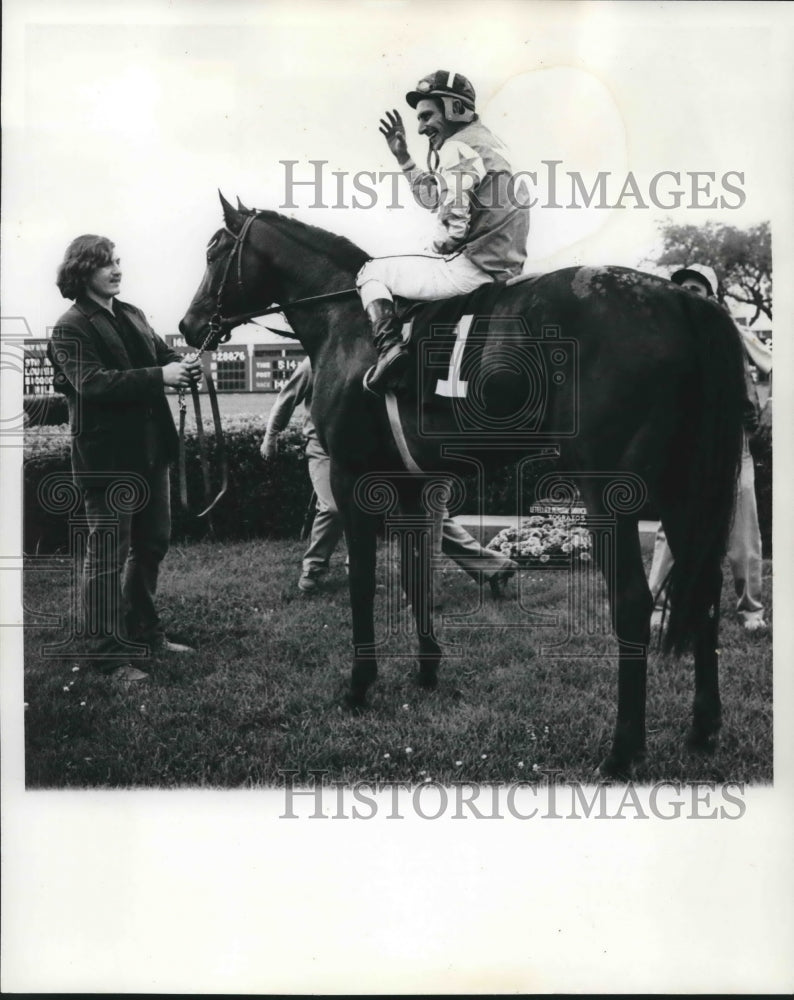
[179,192,280,349]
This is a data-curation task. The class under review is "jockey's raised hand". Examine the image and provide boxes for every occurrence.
[379,109,410,166]
[359,71,529,395]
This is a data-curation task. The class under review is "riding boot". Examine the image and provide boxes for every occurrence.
[364,298,410,393]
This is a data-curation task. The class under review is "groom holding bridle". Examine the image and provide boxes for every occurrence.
[357,70,531,393]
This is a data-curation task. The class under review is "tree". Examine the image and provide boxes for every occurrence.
[652,221,772,323]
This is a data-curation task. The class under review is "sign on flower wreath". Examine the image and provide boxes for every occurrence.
[486,505,593,567]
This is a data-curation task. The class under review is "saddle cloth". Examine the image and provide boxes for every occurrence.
[390,276,577,447]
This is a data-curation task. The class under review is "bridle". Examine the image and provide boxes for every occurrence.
[175,219,259,521]
[207,213,258,348]
[206,209,437,335]
[208,211,360,338]
[179,211,359,520]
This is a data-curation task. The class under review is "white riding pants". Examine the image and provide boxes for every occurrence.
[356,252,493,309]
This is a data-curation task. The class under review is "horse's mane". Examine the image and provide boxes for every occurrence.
[252,209,369,275]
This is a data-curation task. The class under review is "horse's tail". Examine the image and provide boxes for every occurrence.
[663,296,746,656]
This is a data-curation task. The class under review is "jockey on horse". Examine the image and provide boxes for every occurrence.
[358,70,531,393]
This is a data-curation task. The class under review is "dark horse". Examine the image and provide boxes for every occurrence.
[180,193,746,778]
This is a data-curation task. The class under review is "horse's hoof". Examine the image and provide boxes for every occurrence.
[416,659,439,691]
[344,687,370,713]
[597,748,646,782]
[596,757,631,782]
[416,661,439,690]
[686,726,720,755]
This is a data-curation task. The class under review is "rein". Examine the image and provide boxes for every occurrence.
[179,213,358,518]
[215,254,448,330]
[216,287,360,332]
[210,212,442,332]
[178,214,259,519]
[177,322,229,520]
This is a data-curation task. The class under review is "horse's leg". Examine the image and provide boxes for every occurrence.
[397,486,442,689]
[401,531,443,690]
[594,512,653,779]
[336,473,379,709]
[659,506,723,754]
[687,564,723,753]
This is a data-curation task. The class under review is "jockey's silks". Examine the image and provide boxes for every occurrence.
[401,119,530,280]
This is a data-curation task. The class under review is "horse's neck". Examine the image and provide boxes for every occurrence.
[265,221,360,300]
[279,258,342,300]
[258,217,366,355]
[282,295,365,365]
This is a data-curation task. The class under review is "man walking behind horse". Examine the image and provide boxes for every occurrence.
[49,235,203,680]
[262,357,518,597]
[358,70,530,393]
[261,357,347,593]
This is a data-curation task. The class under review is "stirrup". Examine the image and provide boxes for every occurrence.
[362,365,405,397]
[362,364,410,397]
[363,347,410,395]
[362,366,382,396]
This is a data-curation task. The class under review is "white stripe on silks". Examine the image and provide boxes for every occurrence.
[441,71,451,88]
[385,392,423,473]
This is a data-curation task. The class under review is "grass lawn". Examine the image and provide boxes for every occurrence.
[23,535,772,788]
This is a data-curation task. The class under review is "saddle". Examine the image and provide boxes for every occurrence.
[385,271,576,449]
[391,274,545,403]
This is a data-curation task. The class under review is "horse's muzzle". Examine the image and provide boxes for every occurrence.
[178,313,211,349]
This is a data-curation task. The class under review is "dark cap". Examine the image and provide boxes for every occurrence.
[406,70,476,110]
[670,263,719,297]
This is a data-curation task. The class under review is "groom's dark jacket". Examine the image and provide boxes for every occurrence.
[48,296,181,487]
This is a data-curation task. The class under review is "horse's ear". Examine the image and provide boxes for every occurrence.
[236,196,250,213]
[219,190,239,227]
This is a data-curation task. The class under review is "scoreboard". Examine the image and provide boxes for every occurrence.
[24,340,55,395]
[253,346,305,391]
[21,335,307,395]
[164,335,306,392]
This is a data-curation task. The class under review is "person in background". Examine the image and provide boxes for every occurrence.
[49,234,202,681]
[261,357,518,597]
[261,358,346,593]
[649,262,772,632]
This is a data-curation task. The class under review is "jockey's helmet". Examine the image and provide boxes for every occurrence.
[670,263,719,297]
[406,70,476,123]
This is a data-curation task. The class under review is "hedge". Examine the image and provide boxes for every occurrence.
[24,393,69,427]
[23,417,773,556]
[24,417,312,553]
